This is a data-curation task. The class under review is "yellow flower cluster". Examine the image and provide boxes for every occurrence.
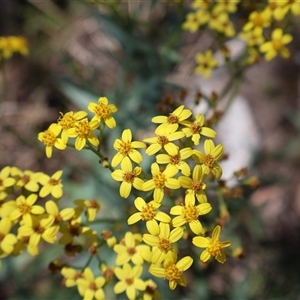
[182,0,296,77]
[0,97,232,300]
[0,36,28,62]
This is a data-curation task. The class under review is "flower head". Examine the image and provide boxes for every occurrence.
[88,97,118,129]
[111,129,146,167]
[114,263,146,300]
[193,139,224,179]
[192,225,231,263]
[111,157,144,198]
[149,254,193,290]
[38,123,67,158]
[39,170,64,199]
[194,50,218,79]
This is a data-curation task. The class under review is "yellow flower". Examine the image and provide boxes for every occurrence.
[151,105,192,133]
[39,170,64,199]
[9,36,29,56]
[215,0,239,13]
[182,114,216,145]
[192,225,231,263]
[45,200,75,231]
[239,27,265,47]
[142,163,180,203]
[182,11,207,33]
[149,254,193,290]
[143,222,184,265]
[143,279,161,300]
[156,147,193,177]
[18,215,58,248]
[88,97,118,129]
[194,50,218,79]
[76,268,106,300]
[193,139,224,179]
[67,118,99,151]
[38,123,67,158]
[170,197,212,234]
[0,217,17,256]
[178,165,207,203]
[9,194,45,223]
[111,157,144,198]
[144,127,185,156]
[84,199,100,221]
[61,267,83,287]
[127,197,171,230]
[114,263,146,300]
[13,169,43,192]
[0,37,14,59]
[0,166,15,198]
[111,129,146,167]
[260,28,293,61]
[243,9,272,32]
[57,110,87,142]
[113,231,151,265]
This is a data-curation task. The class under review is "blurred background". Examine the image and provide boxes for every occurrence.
[1,1,300,299]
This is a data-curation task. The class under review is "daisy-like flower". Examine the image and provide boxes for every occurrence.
[143,127,185,156]
[243,9,272,32]
[194,50,218,79]
[61,267,83,287]
[18,215,58,248]
[84,199,101,221]
[38,123,67,158]
[170,197,212,234]
[111,157,144,198]
[39,170,63,199]
[45,200,75,231]
[260,28,293,61]
[76,268,106,300]
[143,279,161,300]
[0,166,15,199]
[0,217,17,256]
[127,197,171,232]
[193,139,224,179]
[239,27,265,47]
[142,163,180,203]
[114,263,146,300]
[151,105,192,133]
[13,169,43,192]
[143,222,184,265]
[113,231,151,265]
[88,97,118,129]
[156,147,193,177]
[9,194,45,223]
[192,225,231,264]
[149,253,193,290]
[182,114,216,146]
[182,11,205,33]
[111,129,146,167]
[67,118,99,151]
[178,165,207,203]
[56,110,87,142]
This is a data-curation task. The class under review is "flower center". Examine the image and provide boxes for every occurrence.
[94,103,112,119]
[125,277,134,286]
[21,174,30,185]
[252,14,263,26]
[123,172,136,183]
[118,141,132,155]
[41,130,57,146]
[165,264,182,281]
[207,240,223,258]
[153,173,166,189]
[182,205,199,222]
[191,123,202,134]
[35,225,45,234]
[49,178,60,186]
[272,39,283,51]
[58,113,76,129]
[89,282,97,291]
[204,154,215,168]
[141,204,156,221]
[191,181,204,193]
[158,238,172,253]
[157,136,169,146]
[167,114,179,124]
[75,120,92,138]
[127,247,136,256]
[19,203,31,214]
[169,154,180,165]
